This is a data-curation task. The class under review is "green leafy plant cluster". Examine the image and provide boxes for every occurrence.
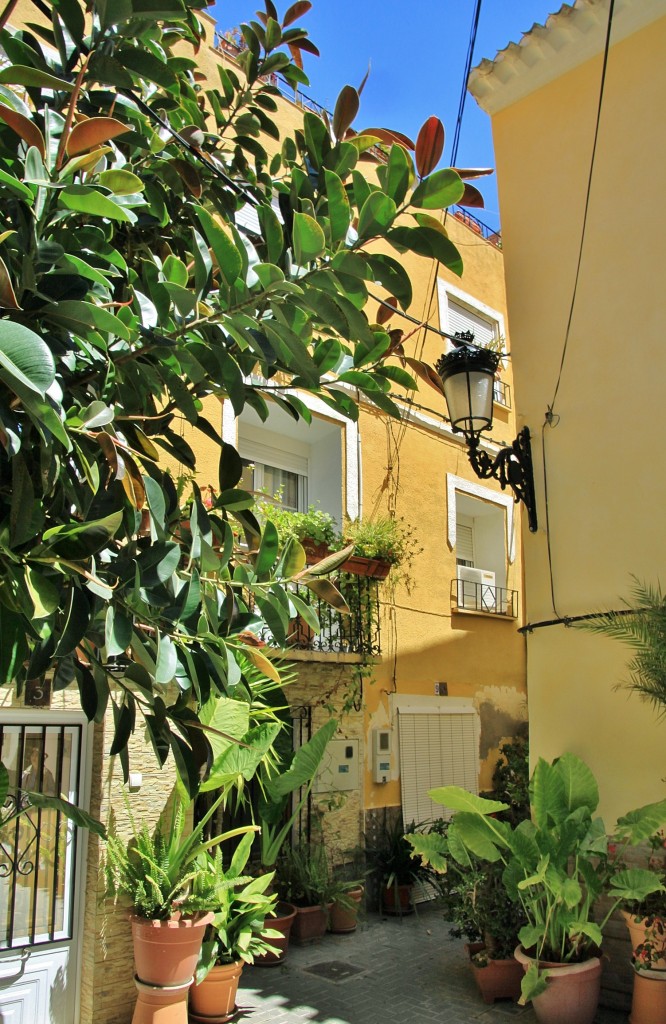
[365,815,436,892]
[410,738,530,960]
[195,831,280,981]
[104,794,255,919]
[0,0,485,786]
[415,753,666,1004]
[342,516,420,567]
[255,499,339,549]
[276,841,331,907]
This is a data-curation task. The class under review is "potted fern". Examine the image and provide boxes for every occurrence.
[104,797,256,989]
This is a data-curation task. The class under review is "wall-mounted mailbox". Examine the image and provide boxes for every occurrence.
[313,739,359,793]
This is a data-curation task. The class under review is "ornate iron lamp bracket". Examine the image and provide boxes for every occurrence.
[466,427,538,533]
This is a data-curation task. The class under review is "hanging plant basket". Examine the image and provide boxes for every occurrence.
[339,555,391,579]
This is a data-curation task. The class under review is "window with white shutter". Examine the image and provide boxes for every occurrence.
[447,298,497,349]
[397,707,479,827]
[437,281,505,355]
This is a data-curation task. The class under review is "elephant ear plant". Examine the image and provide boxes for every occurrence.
[419,754,666,1005]
[258,718,337,871]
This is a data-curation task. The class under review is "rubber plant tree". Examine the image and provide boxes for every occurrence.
[0,0,486,791]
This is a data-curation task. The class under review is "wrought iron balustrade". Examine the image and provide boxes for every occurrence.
[493,379,512,408]
[451,578,518,618]
[265,574,382,656]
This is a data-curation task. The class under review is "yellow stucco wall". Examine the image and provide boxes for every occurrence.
[487,14,666,821]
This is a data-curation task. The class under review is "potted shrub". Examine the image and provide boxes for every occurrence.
[104,796,254,989]
[189,832,281,1023]
[328,858,365,934]
[365,816,435,915]
[424,754,666,1024]
[328,880,364,934]
[275,843,332,944]
[409,817,526,1003]
[255,500,339,565]
[620,829,666,1024]
[340,516,421,581]
[408,740,529,1003]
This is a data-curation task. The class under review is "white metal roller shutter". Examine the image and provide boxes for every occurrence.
[448,298,496,349]
[398,708,479,827]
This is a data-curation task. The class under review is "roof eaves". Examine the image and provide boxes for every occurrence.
[469,0,666,115]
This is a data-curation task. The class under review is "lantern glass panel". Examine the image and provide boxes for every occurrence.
[443,369,495,434]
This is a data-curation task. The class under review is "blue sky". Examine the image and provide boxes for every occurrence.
[211,1,561,229]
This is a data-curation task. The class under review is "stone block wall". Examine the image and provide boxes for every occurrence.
[287,656,366,862]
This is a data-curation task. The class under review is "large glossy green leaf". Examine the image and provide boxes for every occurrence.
[0,606,28,684]
[267,718,336,799]
[22,792,105,837]
[60,186,134,223]
[366,254,412,309]
[553,753,599,817]
[42,512,123,560]
[195,206,242,286]
[357,192,396,239]
[530,757,567,829]
[292,212,325,264]
[0,66,74,92]
[615,798,666,844]
[0,321,55,398]
[387,225,463,276]
[385,143,412,206]
[323,169,351,245]
[411,168,464,210]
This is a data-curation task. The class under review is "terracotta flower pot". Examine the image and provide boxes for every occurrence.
[130,913,213,987]
[338,555,390,579]
[471,955,523,1004]
[622,911,666,971]
[131,977,192,1024]
[189,960,243,1023]
[630,969,666,1024]
[253,902,296,966]
[329,887,364,934]
[381,882,412,915]
[514,946,602,1024]
[291,903,329,944]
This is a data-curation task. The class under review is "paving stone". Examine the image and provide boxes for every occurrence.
[236,906,628,1024]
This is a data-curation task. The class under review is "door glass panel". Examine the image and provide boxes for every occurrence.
[0,724,82,948]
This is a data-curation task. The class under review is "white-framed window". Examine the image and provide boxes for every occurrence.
[447,475,516,614]
[437,280,505,353]
[223,394,361,526]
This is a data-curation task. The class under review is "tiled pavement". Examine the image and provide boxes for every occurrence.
[232,904,629,1024]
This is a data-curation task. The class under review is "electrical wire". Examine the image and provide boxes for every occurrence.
[541,0,616,617]
[546,0,615,416]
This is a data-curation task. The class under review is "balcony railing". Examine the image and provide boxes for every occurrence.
[451,578,518,618]
[264,575,382,656]
[493,379,512,409]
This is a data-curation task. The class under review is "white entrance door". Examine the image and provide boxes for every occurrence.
[0,717,90,1024]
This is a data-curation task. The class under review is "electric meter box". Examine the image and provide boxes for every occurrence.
[372,728,392,784]
[313,739,359,793]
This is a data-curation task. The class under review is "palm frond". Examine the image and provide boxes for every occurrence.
[578,578,666,716]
